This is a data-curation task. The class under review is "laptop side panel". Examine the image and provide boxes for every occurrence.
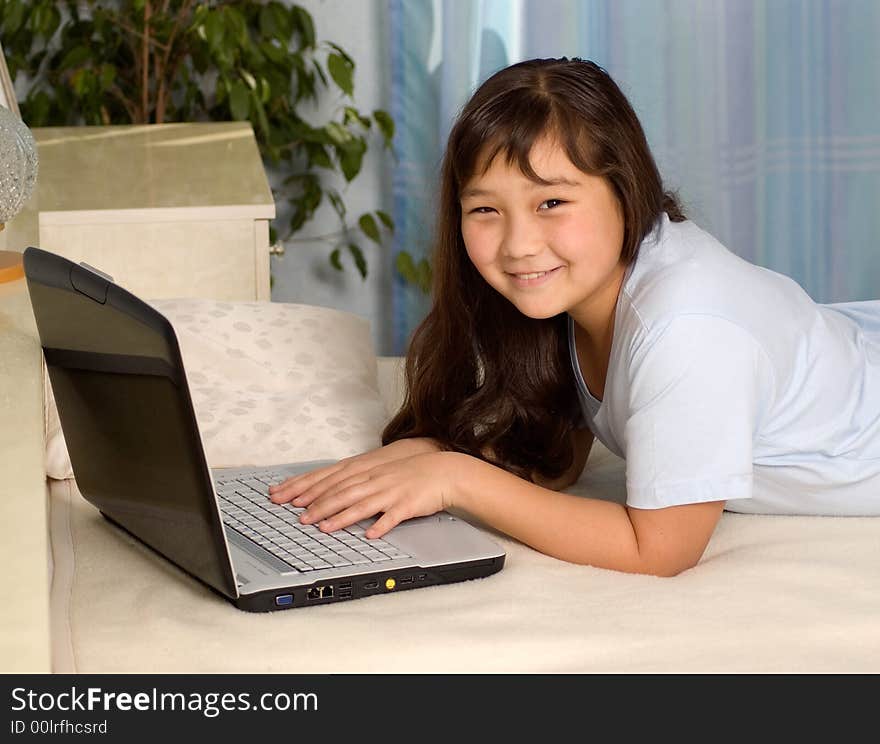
[23,246,238,600]
[233,554,506,612]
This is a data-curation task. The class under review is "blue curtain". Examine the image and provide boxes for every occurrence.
[388,0,880,355]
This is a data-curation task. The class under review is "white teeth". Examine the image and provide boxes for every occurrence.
[516,271,548,280]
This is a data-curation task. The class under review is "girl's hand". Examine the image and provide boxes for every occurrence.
[269,437,447,536]
[270,449,462,539]
[269,436,442,503]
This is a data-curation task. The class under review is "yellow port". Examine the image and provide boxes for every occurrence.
[385,577,396,590]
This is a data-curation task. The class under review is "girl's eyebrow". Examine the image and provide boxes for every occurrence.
[460,177,581,200]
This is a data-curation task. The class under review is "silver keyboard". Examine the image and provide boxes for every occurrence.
[215,471,411,573]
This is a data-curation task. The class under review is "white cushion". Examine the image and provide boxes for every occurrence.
[44,299,387,478]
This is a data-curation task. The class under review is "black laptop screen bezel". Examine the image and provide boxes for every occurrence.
[23,246,238,601]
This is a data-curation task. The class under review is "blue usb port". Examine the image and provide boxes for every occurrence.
[275,594,294,607]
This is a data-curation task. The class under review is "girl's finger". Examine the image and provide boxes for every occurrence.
[291,468,375,508]
[364,509,404,539]
[269,461,347,501]
[269,457,366,502]
[316,492,393,533]
[291,460,385,506]
[300,475,380,524]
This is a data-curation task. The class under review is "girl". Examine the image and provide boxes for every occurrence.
[269,57,880,576]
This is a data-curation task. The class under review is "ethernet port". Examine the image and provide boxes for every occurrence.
[320,586,334,599]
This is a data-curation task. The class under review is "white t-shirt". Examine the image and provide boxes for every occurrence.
[568,212,880,516]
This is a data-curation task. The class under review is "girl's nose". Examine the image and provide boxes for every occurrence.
[501,217,542,259]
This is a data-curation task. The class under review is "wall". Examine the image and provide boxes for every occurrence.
[270,0,397,356]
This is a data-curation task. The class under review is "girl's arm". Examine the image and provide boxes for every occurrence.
[450,452,724,577]
[272,435,722,577]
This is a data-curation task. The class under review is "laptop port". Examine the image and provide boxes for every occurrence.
[400,576,414,584]
[417,573,427,581]
[338,589,353,599]
[363,580,379,590]
[339,581,352,589]
[275,594,294,607]
[307,586,322,600]
[320,586,334,599]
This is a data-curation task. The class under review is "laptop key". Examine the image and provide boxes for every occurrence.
[221,478,415,568]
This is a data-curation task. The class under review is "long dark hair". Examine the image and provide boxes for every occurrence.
[382,57,685,482]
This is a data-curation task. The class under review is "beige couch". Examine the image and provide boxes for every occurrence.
[3,280,880,673]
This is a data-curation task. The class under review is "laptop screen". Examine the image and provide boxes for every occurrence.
[24,247,237,600]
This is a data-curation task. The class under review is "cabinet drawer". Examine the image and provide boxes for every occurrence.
[39,217,270,300]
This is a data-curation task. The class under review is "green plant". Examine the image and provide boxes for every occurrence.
[0,0,432,291]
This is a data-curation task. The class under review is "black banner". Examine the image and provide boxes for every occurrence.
[0,673,861,738]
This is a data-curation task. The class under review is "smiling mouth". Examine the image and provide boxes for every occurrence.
[507,267,562,280]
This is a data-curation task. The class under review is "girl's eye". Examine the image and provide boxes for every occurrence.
[540,199,565,210]
[469,206,496,214]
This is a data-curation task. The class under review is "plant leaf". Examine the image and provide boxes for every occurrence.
[373,109,395,145]
[344,106,371,130]
[337,138,366,181]
[306,142,333,169]
[260,40,286,64]
[324,121,351,145]
[396,251,416,283]
[291,5,316,48]
[2,0,25,35]
[252,95,270,138]
[329,247,343,271]
[204,11,224,51]
[59,45,90,71]
[327,189,346,221]
[347,243,367,278]
[358,213,380,244]
[326,42,355,69]
[376,210,394,230]
[327,53,353,97]
[229,80,250,120]
[45,3,61,38]
[99,63,116,90]
[241,69,257,90]
[259,4,277,38]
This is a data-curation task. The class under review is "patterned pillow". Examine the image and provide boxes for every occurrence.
[44,299,387,479]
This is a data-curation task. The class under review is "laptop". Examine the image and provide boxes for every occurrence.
[23,246,505,612]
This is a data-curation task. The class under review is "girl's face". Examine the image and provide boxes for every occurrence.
[460,135,626,332]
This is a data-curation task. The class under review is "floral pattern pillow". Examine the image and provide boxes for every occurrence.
[44,299,387,478]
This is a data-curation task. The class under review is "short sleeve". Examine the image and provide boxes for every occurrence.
[623,315,763,509]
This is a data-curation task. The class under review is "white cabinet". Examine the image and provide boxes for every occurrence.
[6,121,275,300]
